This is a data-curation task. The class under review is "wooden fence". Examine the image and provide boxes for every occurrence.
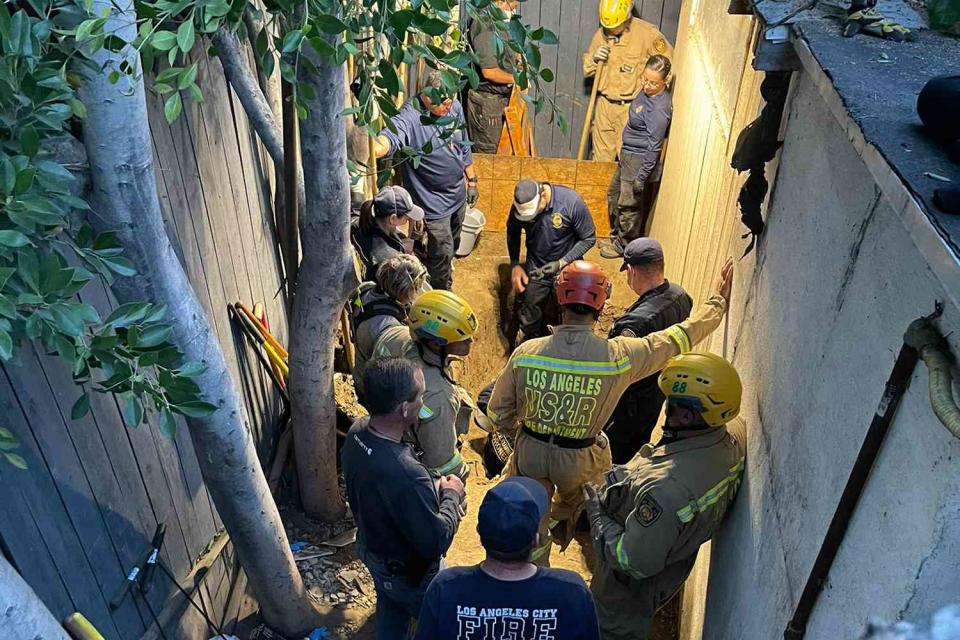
[0,50,286,639]
[520,0,683,158]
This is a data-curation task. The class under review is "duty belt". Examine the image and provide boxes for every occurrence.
[522,425,596,449]
[600,96,632,105]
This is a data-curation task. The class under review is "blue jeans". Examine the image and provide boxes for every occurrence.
[360,549,439,639]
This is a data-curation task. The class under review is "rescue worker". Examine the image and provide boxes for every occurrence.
[343,357,465,639]
[374,70,480,291]
[372,289,479,481]
[582,0,672,162]
[509,179,597,341]
[583,352,746,639]
[350,254,430,376]
[486,257,733,564]
[599,55,673,258]
[466,0,519,153]
[605,238,691,464]
[352,185,423,282]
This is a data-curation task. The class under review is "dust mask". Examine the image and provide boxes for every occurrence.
[513,192,541,222]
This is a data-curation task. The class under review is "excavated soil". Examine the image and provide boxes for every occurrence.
[298,232,679,639]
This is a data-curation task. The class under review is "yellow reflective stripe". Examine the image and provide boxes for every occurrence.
[676,457,745,523]
[664,325,691,353]
[514,354,632,376]
[419,405,434,420]
[430,451,463,476]
[615,535,630,570]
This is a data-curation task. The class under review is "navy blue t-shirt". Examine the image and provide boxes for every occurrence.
[414,565,600,640]
[381,98,473,220]
[506,184,597,271]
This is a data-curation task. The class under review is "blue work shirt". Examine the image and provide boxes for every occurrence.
[380,98,473,220]
[620,90,672,183]
[507,184,597,271]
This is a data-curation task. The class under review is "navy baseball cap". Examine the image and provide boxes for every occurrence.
[620,237,665,271]
[374,185,425,221]
[477,477,549,554]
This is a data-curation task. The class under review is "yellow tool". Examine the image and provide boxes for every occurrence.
[63,613,105,640]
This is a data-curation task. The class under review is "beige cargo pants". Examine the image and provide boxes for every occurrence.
[505,431,612,565]
[591,97,632,162]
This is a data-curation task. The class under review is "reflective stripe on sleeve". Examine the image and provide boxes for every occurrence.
[663,325,691,354]
[430,451,464,476]
[675,457,745,523]
[514,354,632,376]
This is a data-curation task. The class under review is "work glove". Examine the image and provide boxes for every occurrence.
[466,181,479,206]
[593,46,610,63]
[538,260,565,278]
[843,8,917,41]
[582,484,606,560]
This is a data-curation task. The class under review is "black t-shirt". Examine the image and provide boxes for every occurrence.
[341,419,462,572]
[469,18,513,95]
[414,565,600,640]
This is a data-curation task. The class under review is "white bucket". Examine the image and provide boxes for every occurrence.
[456,207,486,257]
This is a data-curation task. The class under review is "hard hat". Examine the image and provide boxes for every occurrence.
[409,290,479,345]
[599,0,632,28]
[658,352,742,427]
[556,260,611,312]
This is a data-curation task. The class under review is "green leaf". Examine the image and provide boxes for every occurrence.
[0,427,17,450]
[177,62,197,90]
[540,29,559,45]
[105,302,149,328]
[137,324,173,348]
[314,15,346,34]
[153,82,175,95]
[0,230,30,247]
[0,330,11,360]
[540,67,554,82]
[281,29,304,54]
[156,67,180,84]
[69,98,87,119]
[0,268,15,289]
[18,250,40,293]
[121,392,143,427]
[159,408,177,438]
[20,126,40,157]
[164,92,182,123]
[187,84,203,103]
[171,400,218,418]
[102,255,137,277]
[71,394,90,420]
[4,451,27,469]
[14,168,35,196]
[176,20,195,52]
[47,303,85,337]
[151,30,178,51]
[418,17,450,37]
[176,361,207,378]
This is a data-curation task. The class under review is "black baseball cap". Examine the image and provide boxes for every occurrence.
[477,477,549,554]
[373,185,425,221]
[620,237,665,271]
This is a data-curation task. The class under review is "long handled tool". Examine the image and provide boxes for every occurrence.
[577,60,606,161]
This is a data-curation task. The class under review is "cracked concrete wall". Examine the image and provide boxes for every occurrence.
[657,55,960,639]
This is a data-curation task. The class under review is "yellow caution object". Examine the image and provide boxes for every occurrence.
[63,613,106,640]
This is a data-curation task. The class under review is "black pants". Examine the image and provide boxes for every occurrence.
[467,89,508,154]
[517,275,558,339]
[604,380,664,464]
[421,203,466,290]
[606,151,651,249]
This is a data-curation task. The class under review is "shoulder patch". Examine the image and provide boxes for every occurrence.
[654,37,667,53]
[418,405,435,421]
[634,493,663,527]
[620,327,638,338]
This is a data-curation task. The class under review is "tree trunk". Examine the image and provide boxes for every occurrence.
[77,0,324,634]
[213,27,304,292]
[0,554,71,640]
[289,37,358,521]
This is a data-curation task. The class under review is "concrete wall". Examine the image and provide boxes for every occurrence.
[651,2,960,639]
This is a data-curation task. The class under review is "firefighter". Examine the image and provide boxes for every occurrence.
[349,254,430,375]
[604,238,691,464]
[466,0,519,153]
[583,352,746,639]
[485,257,733,564]
[371,289,479,481]
[509,179,597,341]
[582,0,672,162]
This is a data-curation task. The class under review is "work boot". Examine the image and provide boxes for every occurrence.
[599,241,624,259]
[843,7,917,41]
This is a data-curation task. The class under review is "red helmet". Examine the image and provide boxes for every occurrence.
[556,261,611,311]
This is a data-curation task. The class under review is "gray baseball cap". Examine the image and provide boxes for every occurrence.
[374,185,425,221]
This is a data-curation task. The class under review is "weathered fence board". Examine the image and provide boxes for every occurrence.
[0,44,287,639]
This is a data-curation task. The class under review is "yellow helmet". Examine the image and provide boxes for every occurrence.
[599,0,632,28]
[658,352,742,427]
[409,290,478,346]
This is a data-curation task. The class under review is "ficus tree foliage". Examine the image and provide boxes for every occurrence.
[0,0,216,469]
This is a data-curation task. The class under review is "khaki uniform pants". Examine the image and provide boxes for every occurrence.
[505,431,612,565]
[592,97,632,162]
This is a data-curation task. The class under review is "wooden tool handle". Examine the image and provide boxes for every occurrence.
[577,60,606,161]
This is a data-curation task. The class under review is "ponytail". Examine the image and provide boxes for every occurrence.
[358,199,376,235]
